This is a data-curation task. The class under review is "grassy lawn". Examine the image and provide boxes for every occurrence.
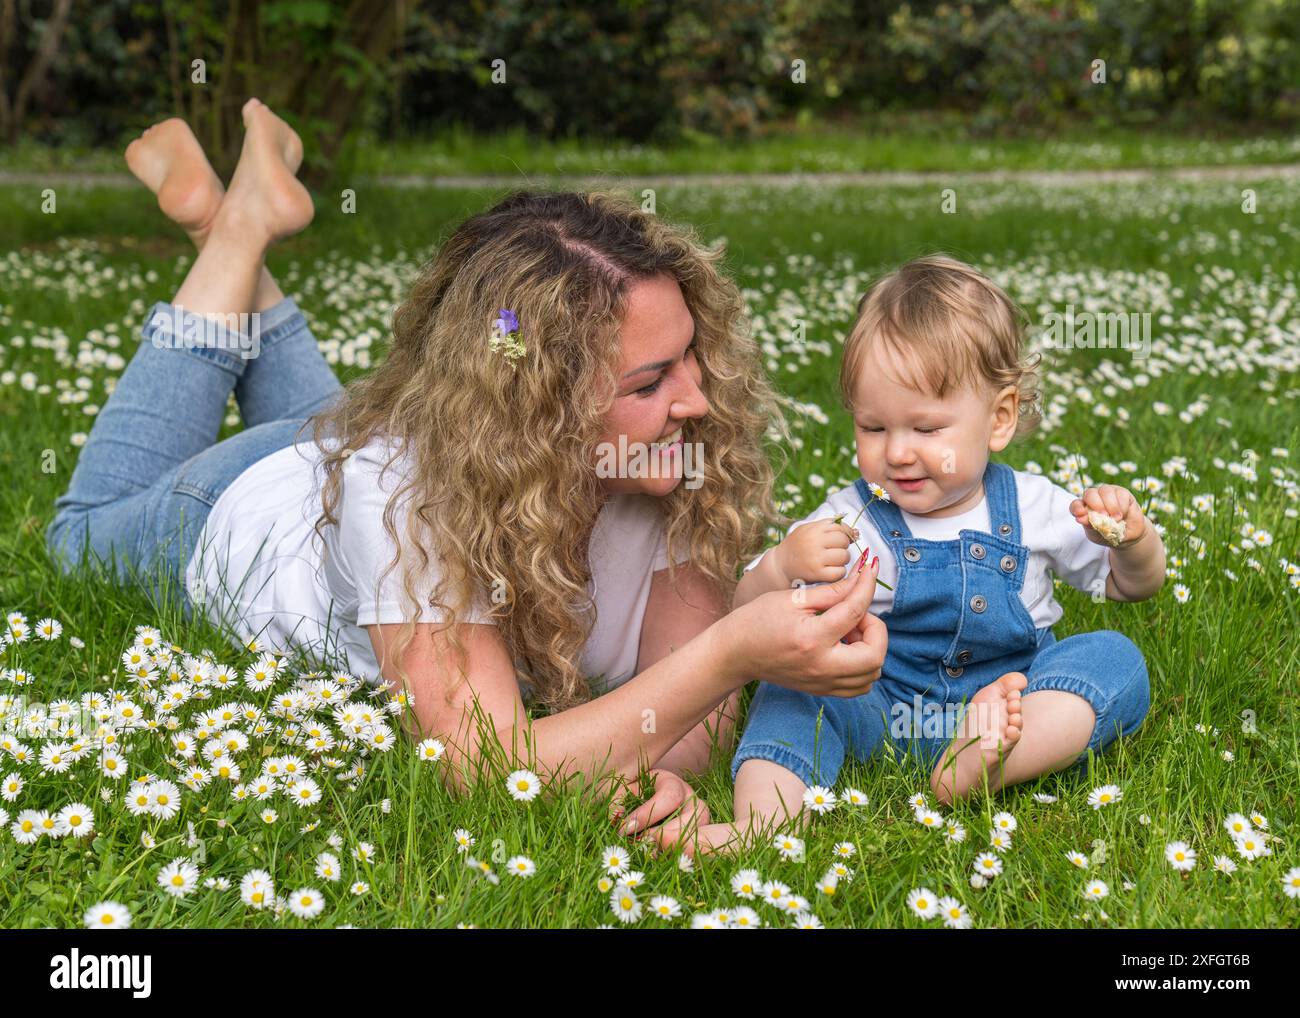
[5,118,1300,178]
[1,172,1297,928]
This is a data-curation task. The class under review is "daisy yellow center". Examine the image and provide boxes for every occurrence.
[171,875,184,886]
[100,914,113,924]
[916,898,928,908]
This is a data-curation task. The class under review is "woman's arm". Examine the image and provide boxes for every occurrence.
[635,563,740,777]
[366,560,886,796]
[367,613,745,796]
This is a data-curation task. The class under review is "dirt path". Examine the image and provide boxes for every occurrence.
[2,162,1298,190]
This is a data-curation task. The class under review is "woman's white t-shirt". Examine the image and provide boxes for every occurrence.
[185,434,688,691]
[744,468,1112,629]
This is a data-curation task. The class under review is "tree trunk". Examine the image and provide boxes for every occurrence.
[2,0,74,143]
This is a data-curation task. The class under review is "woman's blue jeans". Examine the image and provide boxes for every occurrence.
[44,297,343,619]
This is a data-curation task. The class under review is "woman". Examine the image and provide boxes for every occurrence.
[44,99,888,851]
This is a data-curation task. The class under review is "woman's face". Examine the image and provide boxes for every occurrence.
[596,272,710,497]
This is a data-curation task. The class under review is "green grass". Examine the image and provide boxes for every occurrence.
[5,115,1300,178]
[1,173,1298,928]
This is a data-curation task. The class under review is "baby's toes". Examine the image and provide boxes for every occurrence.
[1000,671,1029,696]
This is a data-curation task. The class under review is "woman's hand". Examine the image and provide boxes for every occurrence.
[772,518,859,585]
[720,557,887,698]
[611,768,710,845]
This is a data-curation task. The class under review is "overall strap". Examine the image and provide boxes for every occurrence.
[982,461,1021,544]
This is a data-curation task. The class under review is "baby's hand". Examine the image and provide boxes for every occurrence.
[772,518,859,585]
[1070,484,1147,549]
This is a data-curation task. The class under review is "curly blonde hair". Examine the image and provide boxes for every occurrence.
[839,253,1042,437]
[308,189,788,713]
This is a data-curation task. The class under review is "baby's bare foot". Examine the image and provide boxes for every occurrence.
[124,119,224,246]
[931,670,1027,803]
[214,98,313,246]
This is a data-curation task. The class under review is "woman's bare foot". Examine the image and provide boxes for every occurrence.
[212,98,313,247]
[930,670,1027,804]
[124,119,224,246]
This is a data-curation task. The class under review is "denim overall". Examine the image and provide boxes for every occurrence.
[731,460,1151,788]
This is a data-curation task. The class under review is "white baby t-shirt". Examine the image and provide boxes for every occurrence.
[744,468,1112,628]
[185,433,688,691]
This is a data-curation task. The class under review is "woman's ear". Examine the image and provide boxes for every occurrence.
[988,385,1020,453]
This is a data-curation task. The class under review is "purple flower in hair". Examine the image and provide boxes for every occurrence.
[489,308,526,368]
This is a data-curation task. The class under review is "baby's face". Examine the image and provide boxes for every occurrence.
[851,341,1012,518]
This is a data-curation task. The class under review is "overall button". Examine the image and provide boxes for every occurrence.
[945,665,964,678]
[957,649,973,664]
[969,595,986,613]
[999,523,1012,535]
[903,547,921,562]
[1000,554,1017,573]
[970,543,986,560]
[890,529,902,537]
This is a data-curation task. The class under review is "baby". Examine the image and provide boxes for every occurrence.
[683,254,1165,855]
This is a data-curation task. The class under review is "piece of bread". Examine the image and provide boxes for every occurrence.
[1087,509,1127,547]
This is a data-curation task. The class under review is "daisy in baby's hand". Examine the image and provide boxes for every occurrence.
[1069,484,1147,548]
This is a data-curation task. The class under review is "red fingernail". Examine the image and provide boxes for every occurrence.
[856,546,871,572]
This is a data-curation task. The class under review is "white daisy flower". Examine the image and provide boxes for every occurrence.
[83,901,130,929]
[937,896,972,929]
[1033,792,1058,803]
[907,887,939,919]
[1165,841,1196,871]
[1087,784,1122,809]
[841,787,868,806]
[792,910,823,929]
[1213,856,1237,875]
[600,846,631,876]
[773,832,805,861]
[731,869,761,898]
[1223,814,1252,837]
[1281,867,1300,899]
[610,884,641,923]
[506,768,541,801]
[1234,832,1270,860]
[507,855,537,878]
[416,738,445,762]
[974,852,1004,878]
[1084,879,1110,899]
[287,776,322,807]
[915,807,943,829]
[730,905,761,928]
[157,857,199,898]
[649,895,681,919]
[240,869,275,910]
[803,785,837,814]
[54,802,95,839]
[315,852,341,882]
[288,887,325,919]
[1066,850,1089,868]
[760,880,792,907]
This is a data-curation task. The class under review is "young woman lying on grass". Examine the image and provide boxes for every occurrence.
[44,99,889,849]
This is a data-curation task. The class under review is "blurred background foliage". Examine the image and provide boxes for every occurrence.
[2,0,1298,179]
